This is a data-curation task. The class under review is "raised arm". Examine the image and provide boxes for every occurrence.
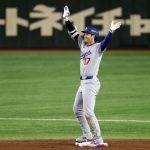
[63,6,79,43]
[101,21,121,52]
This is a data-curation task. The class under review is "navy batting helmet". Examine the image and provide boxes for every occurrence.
[81,26,99,38]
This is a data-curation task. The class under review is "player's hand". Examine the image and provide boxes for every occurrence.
[110,21,121,33]
[63,5,70,21]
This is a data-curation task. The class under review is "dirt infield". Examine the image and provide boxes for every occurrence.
[0,140,150,150]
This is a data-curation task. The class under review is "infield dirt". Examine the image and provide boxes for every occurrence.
[0,139,150,150]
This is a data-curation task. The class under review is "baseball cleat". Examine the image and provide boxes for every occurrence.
[75,135,93,147]
[75,136,93,143]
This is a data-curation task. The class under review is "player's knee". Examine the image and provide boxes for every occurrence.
[85,110,94,118]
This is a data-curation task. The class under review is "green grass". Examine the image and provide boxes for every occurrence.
[0,51,150,140]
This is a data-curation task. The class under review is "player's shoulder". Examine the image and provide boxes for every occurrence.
[92,42,101,49]
[93,42,104,54]
[95,42,100,46]
[78,35,83,41]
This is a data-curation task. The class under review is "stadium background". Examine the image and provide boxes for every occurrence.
[0,0,150,49]
[0,0,150,150]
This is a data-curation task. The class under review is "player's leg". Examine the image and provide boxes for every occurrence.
[82,80,104,144]
[73,86,92,142]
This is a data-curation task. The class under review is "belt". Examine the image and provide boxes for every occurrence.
[80,76,93,80]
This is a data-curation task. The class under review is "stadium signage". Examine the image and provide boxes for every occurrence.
[0,5,150,37]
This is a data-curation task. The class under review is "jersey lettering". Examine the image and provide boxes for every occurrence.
[80,50,91,60]
[84,57,91,65]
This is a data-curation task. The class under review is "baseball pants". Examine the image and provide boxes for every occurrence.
[73,79,103,143]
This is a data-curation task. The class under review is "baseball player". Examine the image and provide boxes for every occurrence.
[63,6,121,147]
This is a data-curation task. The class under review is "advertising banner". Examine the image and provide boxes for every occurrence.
[0,0,150,49]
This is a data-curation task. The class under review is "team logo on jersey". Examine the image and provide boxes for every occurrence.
[80,50,92,65]
[80,50,91,60]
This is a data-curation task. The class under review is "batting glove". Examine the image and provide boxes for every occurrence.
[110,21,121,33]
[63,5,70,21]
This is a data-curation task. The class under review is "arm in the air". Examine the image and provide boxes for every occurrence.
[100,31,113,52]
[65,20,79,43]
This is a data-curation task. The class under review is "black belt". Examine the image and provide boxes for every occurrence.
[80,76,93,80]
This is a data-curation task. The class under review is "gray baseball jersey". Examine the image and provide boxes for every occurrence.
[78,36,103,79]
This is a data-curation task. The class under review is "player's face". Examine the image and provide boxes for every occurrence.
[83,33,95,44]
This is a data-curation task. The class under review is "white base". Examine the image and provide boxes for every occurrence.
[75,141,108,147]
